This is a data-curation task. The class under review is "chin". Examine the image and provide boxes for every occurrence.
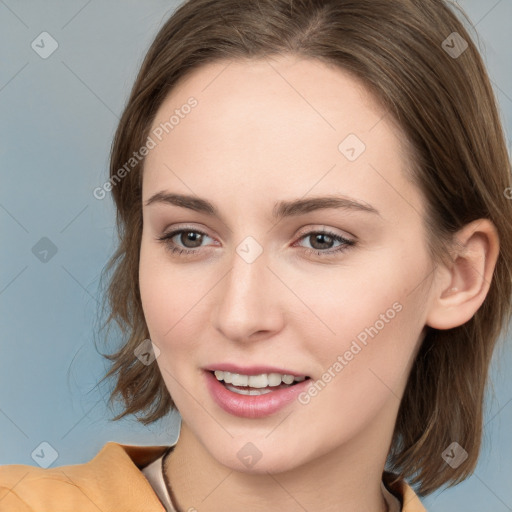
[205,439,306,475]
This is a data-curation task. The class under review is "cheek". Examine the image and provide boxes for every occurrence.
[293,243,429,346]
[139,240,182,341]
[139,225,431,360]
[295,290,426,444]
[291,250,431,423]
[138,239,210,358]
[138,248,199,403]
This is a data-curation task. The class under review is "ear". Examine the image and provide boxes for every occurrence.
[426,219,499,330]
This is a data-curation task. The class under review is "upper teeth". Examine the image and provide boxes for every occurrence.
[214,371,306,388]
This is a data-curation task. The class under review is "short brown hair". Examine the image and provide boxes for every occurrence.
[96,0,512,496]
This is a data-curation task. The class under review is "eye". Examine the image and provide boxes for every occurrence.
[156,227,356,258]
[157,228,214,257]
[294,229,356,258]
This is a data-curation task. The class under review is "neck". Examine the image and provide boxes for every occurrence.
[165,414,397,512]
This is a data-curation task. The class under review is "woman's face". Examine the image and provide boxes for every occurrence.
[139,55,436,473]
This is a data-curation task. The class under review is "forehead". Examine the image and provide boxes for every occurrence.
[143,56,423,223]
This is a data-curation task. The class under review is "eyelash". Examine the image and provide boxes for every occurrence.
[156,227,356,258]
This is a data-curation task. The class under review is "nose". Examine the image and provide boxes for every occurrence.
[211,244,284,343]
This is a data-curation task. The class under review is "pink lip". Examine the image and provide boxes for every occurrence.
[204,370,311,419]
[203,363,308,377]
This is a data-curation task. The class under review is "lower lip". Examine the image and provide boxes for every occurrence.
[204,370,311,418]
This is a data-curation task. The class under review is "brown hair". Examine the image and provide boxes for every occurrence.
[96,0,512,496]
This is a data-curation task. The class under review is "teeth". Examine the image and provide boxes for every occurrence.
[225,384,274,395]
[213,370,306,388]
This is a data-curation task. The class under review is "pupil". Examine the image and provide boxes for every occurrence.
[312,233,332,249]
[183,232,202,248]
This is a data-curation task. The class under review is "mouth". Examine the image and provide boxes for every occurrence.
[204,367,313,418]
[208,370,311,396]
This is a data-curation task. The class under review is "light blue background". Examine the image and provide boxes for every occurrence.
[1,1,511,510]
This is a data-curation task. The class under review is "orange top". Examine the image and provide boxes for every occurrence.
[0,442,427,511]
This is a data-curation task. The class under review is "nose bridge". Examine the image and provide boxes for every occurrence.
[224,239,269,314]
[213,236,280,340]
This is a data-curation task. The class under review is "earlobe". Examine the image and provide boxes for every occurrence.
[425,219,499,330]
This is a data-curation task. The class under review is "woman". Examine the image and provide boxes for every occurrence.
[1,0,511,510]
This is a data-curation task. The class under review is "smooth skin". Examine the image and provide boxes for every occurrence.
[138,55,499,512]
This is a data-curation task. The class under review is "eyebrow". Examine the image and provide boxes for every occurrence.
[144,192,381,220]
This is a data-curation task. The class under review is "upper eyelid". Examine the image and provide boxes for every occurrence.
[161,225,355,245]
[160,229,354,261]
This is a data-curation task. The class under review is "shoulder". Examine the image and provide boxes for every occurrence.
[0,460,88,512]
[0,465,32,511]
[0,442,170,512]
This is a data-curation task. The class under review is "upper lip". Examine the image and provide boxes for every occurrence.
[204,363,309,378]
